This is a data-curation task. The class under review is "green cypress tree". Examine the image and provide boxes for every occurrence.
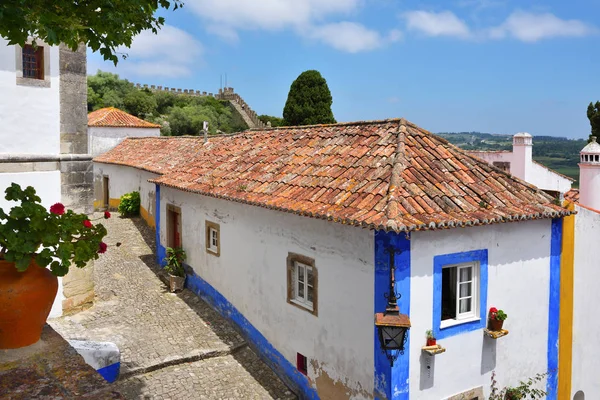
[283,70,336,126]
[587,101,600,142]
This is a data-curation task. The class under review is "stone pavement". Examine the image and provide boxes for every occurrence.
[50,213,296,400]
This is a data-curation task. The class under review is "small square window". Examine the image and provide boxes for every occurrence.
[441,262,478,326]
[286,253,318,316]
[205,221,220,257]
[297,353,308,375]
[22,44,44,80]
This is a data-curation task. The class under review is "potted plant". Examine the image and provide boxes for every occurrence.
[0,184,109,349]
[164,246,187,292]
[488,307,508,331]
[425,329,436,346]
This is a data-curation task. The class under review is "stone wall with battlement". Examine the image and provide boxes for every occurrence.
[134,84,265,129]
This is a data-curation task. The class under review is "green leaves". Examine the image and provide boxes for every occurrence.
[283,70,336,126]
[0,184,108,276]
[118,191,141,217]
[0,0,184,65]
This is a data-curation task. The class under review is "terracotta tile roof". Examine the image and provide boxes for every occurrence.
[93,136,207,174]
[565,188,579,203]
[88,107,161,128]
[134,118,570,232]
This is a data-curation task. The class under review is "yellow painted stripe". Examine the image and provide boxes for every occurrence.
[109,198,121,210]
[558,201,575,399]
[140,205,155,228]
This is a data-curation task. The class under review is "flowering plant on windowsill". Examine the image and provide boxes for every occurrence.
[0,183,113,277]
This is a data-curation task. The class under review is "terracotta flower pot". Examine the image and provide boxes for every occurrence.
[169,274,185,293]
[488,318,504,332]
[426,338,437,346]
[0,259,58,349]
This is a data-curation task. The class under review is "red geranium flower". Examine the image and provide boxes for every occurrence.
[104,211,111,219]
[50,203,65,215]
[489,307,498,314]
[83,220,93,228]
[98,242,108,254]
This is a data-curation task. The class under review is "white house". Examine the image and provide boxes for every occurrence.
[0,38,93,317]
[96,119,572,400]
[87,107,161,214]
[469,132,573,196]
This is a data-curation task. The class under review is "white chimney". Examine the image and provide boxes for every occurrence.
[512,132,533,181]
[579,137,600,210]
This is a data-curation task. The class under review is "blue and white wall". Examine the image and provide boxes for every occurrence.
[405,219,555,399]
[158,186,376,399]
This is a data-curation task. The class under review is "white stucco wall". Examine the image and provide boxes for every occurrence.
[571,205,600,398]
[0,38,61,155]
[94,163,158,217]
[578,165,600,211]
[88,126,160,157]
[530,162,572,195]
[468,151,513,166]
[0,171,65,317]
[410,219,552,399]
[160,187,375,398]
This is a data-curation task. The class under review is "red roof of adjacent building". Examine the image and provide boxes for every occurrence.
[96,119,573,232]
[88,107,161,128]
[565,188,579,203]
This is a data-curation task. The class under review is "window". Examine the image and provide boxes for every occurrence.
[433,250,488,339]
[22,45,44,80]
[296,353,308,375]
[286,253,318,316]
[441,262,478,324]
[205,221,220,256]
[492,161,510,172]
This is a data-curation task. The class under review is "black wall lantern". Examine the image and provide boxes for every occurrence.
[375,247,411,366]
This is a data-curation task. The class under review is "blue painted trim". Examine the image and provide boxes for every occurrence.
[97,362,120,383]
[155,184,166,266]
[185,271,319,400]
[432,249,488,340]
[374,231,411,400]
[547,218,562,399]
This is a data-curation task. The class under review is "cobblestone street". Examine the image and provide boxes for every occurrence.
[50,214,295,400]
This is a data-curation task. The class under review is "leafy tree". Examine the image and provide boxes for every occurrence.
[155,91,177,115]
[283,70,336,126]
[88,71,135,111]
[259,115,285,127]
[123,89,157,117]
[0,0,183,65]
[587,101,600,142]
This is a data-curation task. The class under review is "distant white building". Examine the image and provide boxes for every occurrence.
[0,37,92,317]
[96,119,573,400]
[468,133,573,196]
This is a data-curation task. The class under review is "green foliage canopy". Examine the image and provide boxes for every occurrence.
[124,89,157,118]
[283,70,336,126]
[587,101,600,141]
[118,191,141,217]
[258,115,285,127]
[0,0,183,65]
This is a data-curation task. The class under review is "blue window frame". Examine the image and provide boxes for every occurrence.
[432,249,488,339]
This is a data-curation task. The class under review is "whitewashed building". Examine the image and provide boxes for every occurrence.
[96,119,573,400]
[87,107,160,215]
[0,38,93,317]
[469,132,573,196]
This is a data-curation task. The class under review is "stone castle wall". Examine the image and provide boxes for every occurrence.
[135,84,265,129]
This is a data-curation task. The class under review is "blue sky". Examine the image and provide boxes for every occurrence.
[88,0,600,138]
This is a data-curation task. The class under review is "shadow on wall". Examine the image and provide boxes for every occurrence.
[419,353,435,390]
[481,336,497,375]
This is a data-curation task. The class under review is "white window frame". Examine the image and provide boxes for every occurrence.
[291,261,314,311]
[208,227,218,253]
[440,261,479,329]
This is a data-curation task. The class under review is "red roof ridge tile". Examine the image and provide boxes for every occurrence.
[88,107,161,128]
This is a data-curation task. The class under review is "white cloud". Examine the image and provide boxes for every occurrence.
[402,10,471,38]
[87,25,203,78]
[489,11,597,42]
[307,22,401,53]
[184,0,396,53]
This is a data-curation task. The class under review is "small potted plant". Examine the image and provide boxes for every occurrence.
[488,307,508,331]
[426,329,436,346]
[0,184,110,349]
[164,246,187,292]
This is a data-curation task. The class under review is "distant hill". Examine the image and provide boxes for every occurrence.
[437,131,586,186]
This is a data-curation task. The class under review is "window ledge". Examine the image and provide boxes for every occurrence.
[16,77,51,88]
[440,316,480,330]
[422,344,446,356]
[290,299,313,312]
